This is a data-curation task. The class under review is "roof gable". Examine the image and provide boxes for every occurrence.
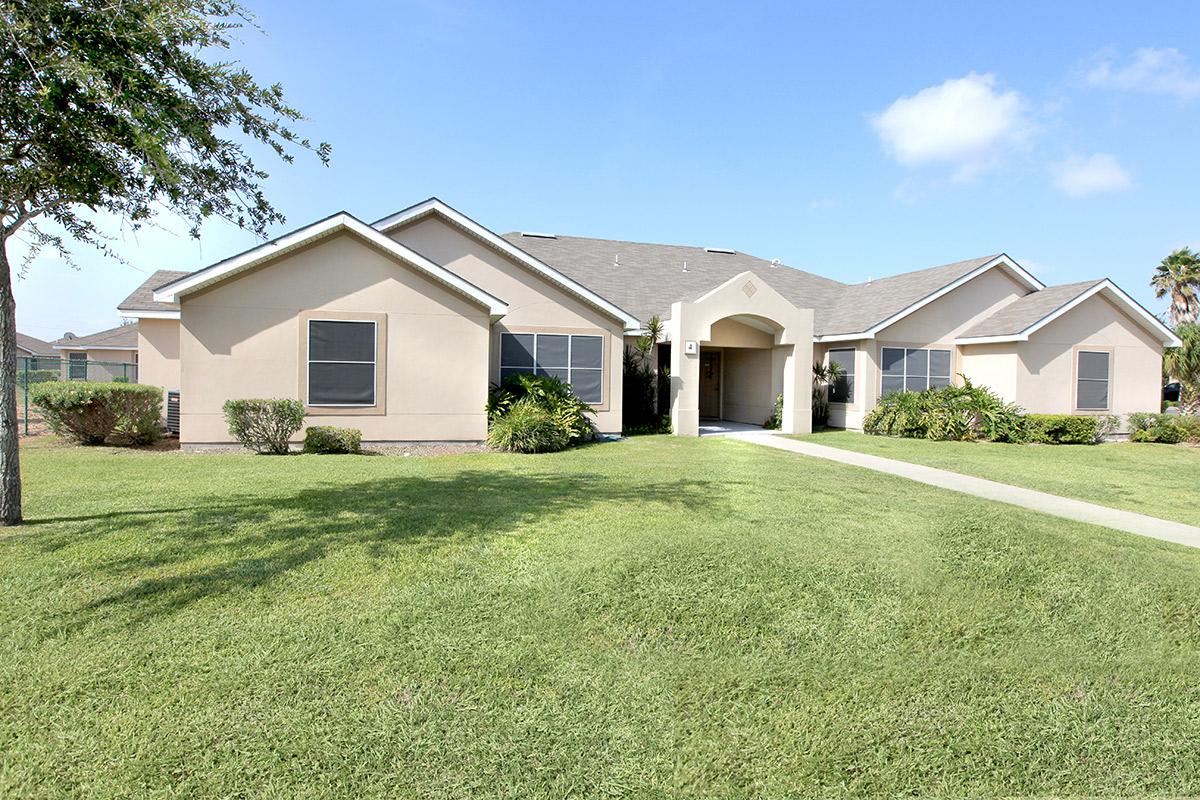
[374,198,641,331]
[957,279,1181,347]
[118,269,190,319]
[152,213,507,317]
[16,332,54,356]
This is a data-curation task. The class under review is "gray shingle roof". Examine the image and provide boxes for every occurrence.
[502,232,1004,336]
[16,332,54,356]
[54,323,139,349]
[117,270,189,313]
[959,280,1104,339]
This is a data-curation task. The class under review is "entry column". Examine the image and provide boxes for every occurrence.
[668,302,700,436]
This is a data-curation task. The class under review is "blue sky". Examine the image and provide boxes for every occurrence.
[14,0,1200,341]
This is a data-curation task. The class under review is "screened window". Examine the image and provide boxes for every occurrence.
[1076,350,1110,410]
[68,352,87,381]
[881,347,952,396]
[307,320,376,406]
[499,332,604,404]
[827,348,855,403]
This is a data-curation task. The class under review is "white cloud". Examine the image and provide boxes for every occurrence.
[1051,153,1132,197]
[871,72,1031,181]
[1085,47,1200,100]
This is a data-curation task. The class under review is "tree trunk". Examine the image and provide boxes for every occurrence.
[0,244,21,525]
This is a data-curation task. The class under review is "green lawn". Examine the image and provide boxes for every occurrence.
[4,437,1200,797]
[797,430,1200,527]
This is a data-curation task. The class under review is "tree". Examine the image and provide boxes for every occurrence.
[1152,247,1200,328]
[0,0,329,524]
[1165,323,1200,415]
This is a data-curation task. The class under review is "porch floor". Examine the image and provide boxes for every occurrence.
[697,420,779,437]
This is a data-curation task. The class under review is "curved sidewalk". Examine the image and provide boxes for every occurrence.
[734,433,1200,550]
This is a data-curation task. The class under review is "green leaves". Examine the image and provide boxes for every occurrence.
[0,0,330,267]
[1152,248,1200,329]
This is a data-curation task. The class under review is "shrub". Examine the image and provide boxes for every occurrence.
[763,394,784,430]
[30,382,162,445]
[223,399,305,454]
[1024,414,1109,445]
[303,425,362,454]
[24,369,58,384]
[1129,413,1200,444]
[486,397,571,453]
[864,380,1025,442]
[487,372,596,448]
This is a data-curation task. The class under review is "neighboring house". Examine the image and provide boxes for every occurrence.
[115,197,1180,447]
[52,324,140,382]
[15,331,54,362]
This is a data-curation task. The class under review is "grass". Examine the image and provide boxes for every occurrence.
[797,430,1200,527]
[4,436,1200,797]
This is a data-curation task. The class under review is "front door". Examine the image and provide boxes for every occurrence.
[699,351,721,418]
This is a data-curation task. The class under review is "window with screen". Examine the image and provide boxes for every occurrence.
[1076,350,1110,410]
[68,352,87,381]
[499,332,604,404]
[827,348,855,403]
[307,320,376,406]
[881,347,952,396]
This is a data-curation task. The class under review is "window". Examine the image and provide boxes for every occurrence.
[827,348,855,403]
[68,352,87,381]
[500,332,604,404]
[307,320,376,406]
[881,347,952,396]
[1076,350,1110,410]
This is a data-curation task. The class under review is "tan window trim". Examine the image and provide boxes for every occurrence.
[298,310,387,416]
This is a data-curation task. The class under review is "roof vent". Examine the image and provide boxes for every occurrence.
[682,261,689,273]
[770,258,781,268]
[520,231,557,239]
[704,247,735,255]
[614,254,620,268]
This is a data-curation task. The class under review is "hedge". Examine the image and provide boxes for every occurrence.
[1128,413,1200,444]
[303,425,362,454]
[1023,414,1115,445]
[29,381,162,445]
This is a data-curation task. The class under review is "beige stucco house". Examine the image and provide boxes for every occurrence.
[49,324,140,381]
[115,197,1179,447]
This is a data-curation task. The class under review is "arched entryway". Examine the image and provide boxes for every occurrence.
[666,271,814,436]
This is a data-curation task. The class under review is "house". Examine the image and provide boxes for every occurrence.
[115,197,1180,447]
[16,332,54,367]
[52,324,140,382]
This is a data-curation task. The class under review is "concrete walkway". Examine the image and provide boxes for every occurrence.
[731,432,1200,550]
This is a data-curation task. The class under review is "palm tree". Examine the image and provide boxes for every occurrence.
[1165,323,1200,414]
[1152,248,1200,328]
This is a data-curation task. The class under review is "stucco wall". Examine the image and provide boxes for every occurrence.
[55,348,138,381]
[389,216,625,433]
[1017,293,1163,419]
[137,318,181,399]
[721,347,774,425]
[178,232,491,444]
[959,343,1019,402]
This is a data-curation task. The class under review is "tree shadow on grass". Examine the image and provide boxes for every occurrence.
[29,469,724,632]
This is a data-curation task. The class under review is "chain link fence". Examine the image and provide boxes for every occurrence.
[18,356,139,435]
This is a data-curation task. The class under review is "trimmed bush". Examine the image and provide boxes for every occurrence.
[25,369,58,384]
[1128,412,1200,444]
[864,380,1025,442]
[487,372,596,449]
[223,399,305,454]
[30,381,162,445]
[486,397,571,453]
[303,425,362,454]
[1024,414,1111,445]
